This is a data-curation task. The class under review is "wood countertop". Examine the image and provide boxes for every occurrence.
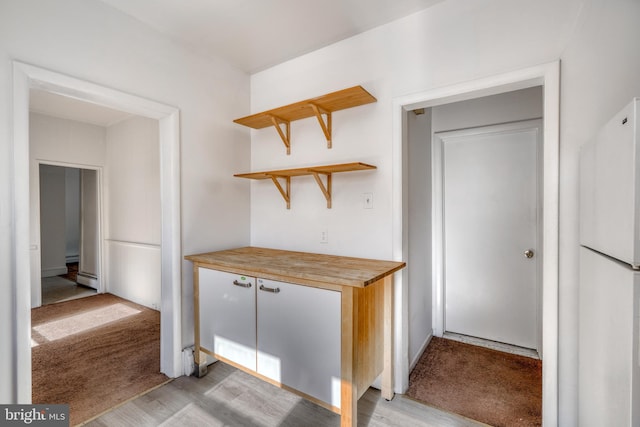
[185,246,406,288]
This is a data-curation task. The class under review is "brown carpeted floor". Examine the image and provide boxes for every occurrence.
[32,293,170,426]
[406,337,542,427]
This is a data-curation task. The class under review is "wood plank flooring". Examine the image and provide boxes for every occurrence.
[84,361,486,427]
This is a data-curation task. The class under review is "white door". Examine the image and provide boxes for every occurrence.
[78,169,99,289]
[438,120,540,349]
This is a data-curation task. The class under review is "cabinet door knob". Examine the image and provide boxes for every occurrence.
[524,249,535,259]
[233,280,252,288]
[259,284,280,294]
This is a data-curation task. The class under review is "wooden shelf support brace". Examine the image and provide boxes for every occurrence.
[269,175,291,209]
[309,103,332,148]
[269,115,291,155]
[311,171,332,209]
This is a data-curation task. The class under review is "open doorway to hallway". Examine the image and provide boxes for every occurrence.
[394,62,560,424]
[402,83,550,425]
[29,89,163,312]
[28,88,166,420]
[39,164,98,305]
[13,62,183,403]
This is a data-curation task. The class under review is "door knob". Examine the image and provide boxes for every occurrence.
[524,249,535,259]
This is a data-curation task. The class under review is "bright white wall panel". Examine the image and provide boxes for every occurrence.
[106,240,161,310]
[106,116,161,245]
[406,108,433,365]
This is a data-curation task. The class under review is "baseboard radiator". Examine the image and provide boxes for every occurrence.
[77,271,98,288]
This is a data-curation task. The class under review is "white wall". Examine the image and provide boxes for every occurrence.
[558,0,640,421]
[105,116,161,309]
[248,0,640,424]
[249,0,581,259]
[1,0,250,402]
[432,86,543,133]
[406,108,433,366]
[38,164,67,277]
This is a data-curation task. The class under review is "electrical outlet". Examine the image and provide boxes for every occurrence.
[363,192,373,209]
[320,228,328,243]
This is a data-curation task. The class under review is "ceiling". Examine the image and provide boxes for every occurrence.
[31,0,443,125]
[29,89,133,127]
[99,0,444,74]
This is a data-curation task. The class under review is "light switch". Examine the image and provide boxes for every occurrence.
[363,192,373,209]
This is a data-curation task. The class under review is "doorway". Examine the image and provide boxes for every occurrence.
[436,119,542,352]
[12,62,183,402]
[39,164,99,305]
[393,61,560,424]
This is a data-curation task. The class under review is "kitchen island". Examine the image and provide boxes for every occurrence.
[185,246,406,427]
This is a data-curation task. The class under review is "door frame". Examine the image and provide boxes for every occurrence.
[34,161,104,300]
[392,61,559,424]
[12,61,183,402]
[433,119,543,353]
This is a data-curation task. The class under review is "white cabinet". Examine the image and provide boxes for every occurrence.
[198,268,256,371]
[256,278,341,408]
[187,247,404,427]
[197,269,341,409]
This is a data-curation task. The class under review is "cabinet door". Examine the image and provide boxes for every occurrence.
[198,268,256,371]
[256,278,341,408]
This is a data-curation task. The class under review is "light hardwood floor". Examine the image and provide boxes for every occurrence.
[84,361,486,427]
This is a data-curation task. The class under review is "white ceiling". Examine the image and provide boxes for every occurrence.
[31,0,444,125]
[98,0,444,73]
[29,89,133,127]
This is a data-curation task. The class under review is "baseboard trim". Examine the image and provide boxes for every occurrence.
[41,266,68,277]
[443,332,540,359]
[410,332,433,372]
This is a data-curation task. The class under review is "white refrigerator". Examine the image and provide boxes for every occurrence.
[579,97,640,427]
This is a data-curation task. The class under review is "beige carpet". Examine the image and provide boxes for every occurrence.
[406,337,542,426]
[32,293,169,426]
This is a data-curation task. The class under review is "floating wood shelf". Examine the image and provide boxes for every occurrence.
[234,162,376,209]
[233,86,376,154]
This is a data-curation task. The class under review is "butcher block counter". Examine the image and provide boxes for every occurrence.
[185,246,406,427]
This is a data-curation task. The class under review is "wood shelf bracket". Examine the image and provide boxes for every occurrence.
[235,162,376,209]
[269,175,291,209]
[269,115,291,155]
[311,171,332,209]
[309,103,333,148]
